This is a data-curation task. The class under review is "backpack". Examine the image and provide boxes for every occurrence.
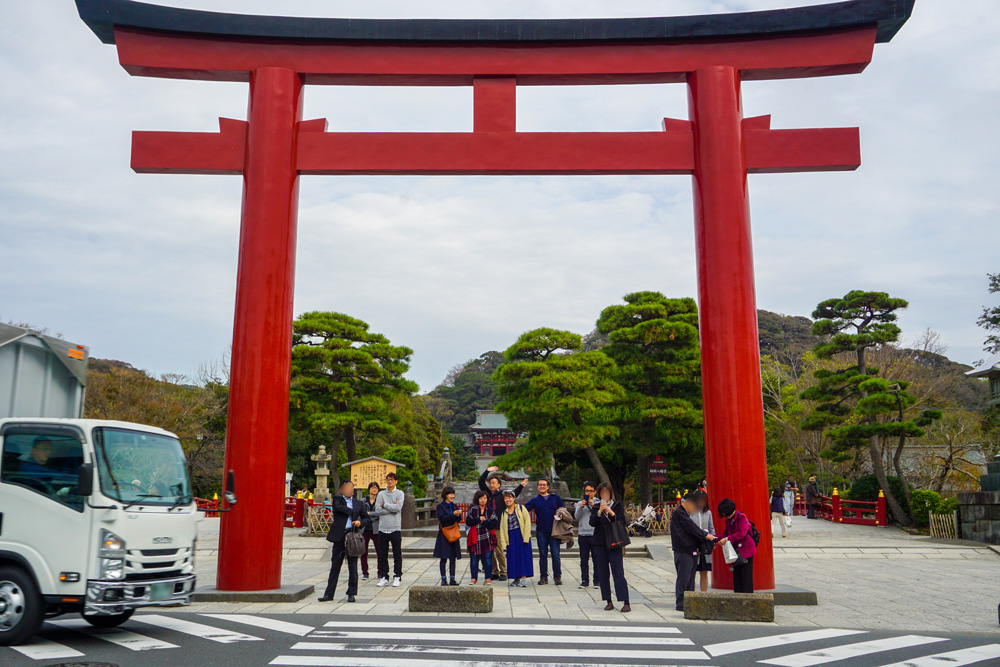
[345,527,365,557]
[736,512,761,547]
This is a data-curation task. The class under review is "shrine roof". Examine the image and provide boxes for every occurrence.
[76,0,913,46]
[966,354,1000,379]
[470,411,510,431]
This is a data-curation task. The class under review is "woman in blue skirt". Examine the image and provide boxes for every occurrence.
[498,489,533,587]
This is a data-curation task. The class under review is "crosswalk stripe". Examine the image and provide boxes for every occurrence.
[704,629,868,657]
[876,644,1000,667]
[133,613,264,644]
[271,658,717,667]
[291,641,708,661]
[48,618,179,650]
[320,620,681,634]
[9,637,84,660]
[200,614,315,636]
[310,630,684,646]
[759,635,950,666]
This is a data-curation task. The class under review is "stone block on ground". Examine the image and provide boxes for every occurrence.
[192,584,314,603]
[683,591,774,622]
[408,585,493,613]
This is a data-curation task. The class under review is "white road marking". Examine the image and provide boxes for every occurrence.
[200,614,315,636]
[759,635,949,666]
[48,618,179,651]
[704,629,867,656]
[133,613,264,644]
[291,641,707,660]
[272,659,717,667]
[319,620,680,634]
[877,644,1000,667]
[9,637,84,660]
[309,630,683,645]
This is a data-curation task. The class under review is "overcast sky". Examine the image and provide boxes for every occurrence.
[2,1,998,392]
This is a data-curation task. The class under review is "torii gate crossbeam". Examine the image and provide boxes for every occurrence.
[77,0,914,594]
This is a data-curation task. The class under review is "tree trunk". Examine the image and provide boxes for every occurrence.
[868,439,911,526]
[891,390,912,506]
[345,425,357,463]
[637,454,652,506]
[584,445,611,486]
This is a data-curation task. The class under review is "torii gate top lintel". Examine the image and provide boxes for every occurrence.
[75,0,914,594]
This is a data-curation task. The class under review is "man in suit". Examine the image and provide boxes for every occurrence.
[670,491,715,612]
[320,479,369,603]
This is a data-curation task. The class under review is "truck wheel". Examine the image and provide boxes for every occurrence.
[0,566,44,646]
[82,609,134,628]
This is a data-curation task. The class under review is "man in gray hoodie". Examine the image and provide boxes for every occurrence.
[574,481,601,590]
[374,472,405,587]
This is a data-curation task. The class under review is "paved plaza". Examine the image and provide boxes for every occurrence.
[189,515,1000,634]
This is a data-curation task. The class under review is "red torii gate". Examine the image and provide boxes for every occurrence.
[77,0,914,593]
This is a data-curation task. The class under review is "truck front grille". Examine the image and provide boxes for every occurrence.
[125,570,183,582]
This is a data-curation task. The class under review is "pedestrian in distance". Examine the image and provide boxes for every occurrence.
[524,478,564,585]
[805,474,821,519]
[784,475,798,516]
[670,491,716,611]
[466,490,499,585]
[770,487,788,538]
[590,482,632,613]
[715,497,757,594]
[434,486,463,586]
[360,481,380,579]
[498,489,533,587]
[478,465,529,581]
[574,481,601,590]
[374,471,404,588]
[320,479,369,603]
[692,489,715,592]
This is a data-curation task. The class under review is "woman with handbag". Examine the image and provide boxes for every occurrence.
[361,482,380,579]
[590,482,631,613]
[320,479,369,603]
[693,490,715,591]
[498,489,533,587]
[466,490,499,585]
[715,497,758,593]
[434,486,463,586]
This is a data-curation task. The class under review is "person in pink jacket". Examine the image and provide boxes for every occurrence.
[714,497,757,593]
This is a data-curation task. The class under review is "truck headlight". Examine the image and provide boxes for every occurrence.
[98,530,125,580]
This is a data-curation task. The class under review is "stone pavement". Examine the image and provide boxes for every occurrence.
[189,515,1000,633]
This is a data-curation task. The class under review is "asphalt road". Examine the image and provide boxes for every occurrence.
[3,612,999,667]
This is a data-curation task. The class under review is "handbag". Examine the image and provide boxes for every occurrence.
[784,516,793,528]
[442,522,461,543]
[345,527,365,557]
[607,516,631,550]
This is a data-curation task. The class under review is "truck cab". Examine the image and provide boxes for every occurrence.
[0,418,200,645]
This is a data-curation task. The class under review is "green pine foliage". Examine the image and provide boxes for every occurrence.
[490,328,624,483]
[596,292,704,504]
[979,272,1000,354]
[289,311,418,487]
[800,291,941,526]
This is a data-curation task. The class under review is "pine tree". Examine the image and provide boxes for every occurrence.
[289,311,418,487]
[978,272,1000,354]
[800,291,941,525]
[596,292,703,504]
[491,328,623,484]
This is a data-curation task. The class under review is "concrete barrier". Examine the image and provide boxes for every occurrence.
[409,585,493,613]
[683,591,774,622]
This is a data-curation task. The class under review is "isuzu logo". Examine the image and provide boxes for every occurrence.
[152,537,173,544]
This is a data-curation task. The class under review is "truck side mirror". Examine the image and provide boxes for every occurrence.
[224,469,237,506]
[78,463,94,497]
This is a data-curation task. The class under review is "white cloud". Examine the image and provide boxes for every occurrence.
[1,1,998,391]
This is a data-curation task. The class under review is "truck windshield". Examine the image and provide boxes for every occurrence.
[93,427,193,506]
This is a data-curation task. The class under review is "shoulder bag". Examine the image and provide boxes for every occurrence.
[442,504,462,543]
[345,527,365,557]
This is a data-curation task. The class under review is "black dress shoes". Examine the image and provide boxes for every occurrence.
[318,596,332,602]
[347,595,356,602]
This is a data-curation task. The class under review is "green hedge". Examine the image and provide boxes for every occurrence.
[847,474,911,520]
[909,489,941,526]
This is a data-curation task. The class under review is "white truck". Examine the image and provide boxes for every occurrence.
[0,325,233,645]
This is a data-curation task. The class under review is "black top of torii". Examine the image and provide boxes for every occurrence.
[77,0,914,46]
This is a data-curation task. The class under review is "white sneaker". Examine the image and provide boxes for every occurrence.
[392,577,401,587]
[376,577,389,587]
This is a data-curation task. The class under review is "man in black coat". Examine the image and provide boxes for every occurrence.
[670,491,715,612]
[320,479,369,603]
[479,466,528,581]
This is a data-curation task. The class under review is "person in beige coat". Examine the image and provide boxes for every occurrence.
[497,490,534,587]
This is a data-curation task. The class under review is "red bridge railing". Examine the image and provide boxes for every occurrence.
[791,489,886,526]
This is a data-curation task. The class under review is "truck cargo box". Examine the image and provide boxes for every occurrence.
[0,323,88,419]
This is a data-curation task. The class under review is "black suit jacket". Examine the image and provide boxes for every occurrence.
[326,495,370,543]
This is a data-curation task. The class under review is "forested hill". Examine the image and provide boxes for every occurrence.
[425,309,983,432]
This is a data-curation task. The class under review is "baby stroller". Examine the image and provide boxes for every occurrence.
[627,504,656,538]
